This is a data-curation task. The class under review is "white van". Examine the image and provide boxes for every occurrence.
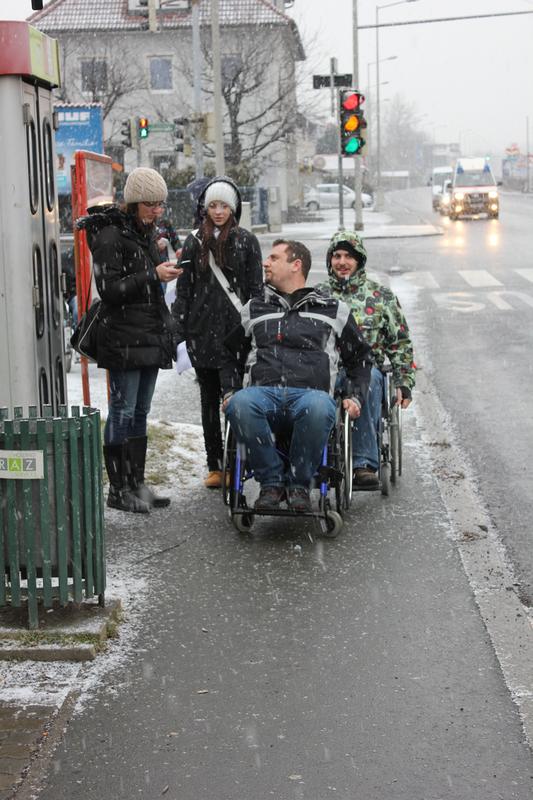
[430,166,453,211]
[448,158,499,220]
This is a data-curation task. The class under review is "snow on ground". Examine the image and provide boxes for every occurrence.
[0,365,207,710]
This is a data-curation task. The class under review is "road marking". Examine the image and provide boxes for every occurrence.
[515,269,533,284]
[458,270,503,287]
[431,292,486,313]
[397,271,440,289]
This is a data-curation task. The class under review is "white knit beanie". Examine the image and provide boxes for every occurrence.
[124,168,168,204]
[203,181,238,213]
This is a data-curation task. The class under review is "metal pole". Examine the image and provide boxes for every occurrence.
[526,116,530,193]
[192,0,204,178]
[353,0,363,230]
[330,56,337,117]
[148,0,158,32]
[375,4,383,211]
[211,0,225,174]
[337,86,344,229]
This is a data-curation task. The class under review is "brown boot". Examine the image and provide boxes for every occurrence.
[204,470,223,488]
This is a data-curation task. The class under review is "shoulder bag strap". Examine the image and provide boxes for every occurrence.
[208,251,243,314]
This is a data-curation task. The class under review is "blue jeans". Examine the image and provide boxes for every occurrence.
[226,387,336,489]
[104,367,159,445]
[353,367,384,471]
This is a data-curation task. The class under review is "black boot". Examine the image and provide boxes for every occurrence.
[103,444,150,514]
[127,436,171,509]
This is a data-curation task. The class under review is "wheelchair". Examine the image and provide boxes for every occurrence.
[221,397,353,538]
[351,365,402,496]
[377,365,403,496]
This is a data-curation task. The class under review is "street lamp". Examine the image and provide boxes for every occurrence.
[375,0,419,210]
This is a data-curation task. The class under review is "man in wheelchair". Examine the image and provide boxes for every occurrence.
[318,230,415,488]
[221,239,372,513]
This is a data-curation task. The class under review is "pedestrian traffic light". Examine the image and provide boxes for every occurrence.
[339,90,366,156]
[120,118,132,148]
[174,117,189,153]
[138,116,150,140]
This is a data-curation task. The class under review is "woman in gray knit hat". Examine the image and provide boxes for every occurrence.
[78,167,181,513]
[172,177,263,488]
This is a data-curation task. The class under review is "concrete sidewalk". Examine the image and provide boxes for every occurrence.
[272,206,442,241]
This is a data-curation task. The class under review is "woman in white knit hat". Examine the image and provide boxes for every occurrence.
[172,176,263,488]
[78,167,182,513]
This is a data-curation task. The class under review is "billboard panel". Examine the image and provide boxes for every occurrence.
[55,104,104,194]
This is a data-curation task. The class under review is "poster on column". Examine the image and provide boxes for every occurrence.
[55,104,104,194]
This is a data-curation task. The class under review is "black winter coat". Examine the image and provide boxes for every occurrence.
[221,286,373,407]
[79,207,176,371]
[172,226,263,369]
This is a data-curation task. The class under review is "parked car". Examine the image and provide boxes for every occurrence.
[304,183,373,211]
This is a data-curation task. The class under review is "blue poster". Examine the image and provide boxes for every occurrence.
[55,104,104,194]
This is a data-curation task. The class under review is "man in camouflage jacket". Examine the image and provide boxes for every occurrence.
[318,230,416,488]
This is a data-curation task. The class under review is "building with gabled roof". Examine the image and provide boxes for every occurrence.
[28,0,305,213]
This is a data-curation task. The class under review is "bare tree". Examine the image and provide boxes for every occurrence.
[381,93,430,181]
[176,27,309,174]
[54,37,146,142]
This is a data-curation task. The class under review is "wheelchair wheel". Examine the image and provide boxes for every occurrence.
[390,404,400,484]
[222,423,235,506]
[323,510,343,538]
[232,511,254,534]
[335,409,353,512]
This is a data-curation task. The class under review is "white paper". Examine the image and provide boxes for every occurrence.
[175,341,193,374]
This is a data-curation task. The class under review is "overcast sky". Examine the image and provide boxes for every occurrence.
[287,0,533,158]
[3,0,533,156]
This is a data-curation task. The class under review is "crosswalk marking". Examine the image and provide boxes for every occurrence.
[515,269,533,284]
[457,270,503,287]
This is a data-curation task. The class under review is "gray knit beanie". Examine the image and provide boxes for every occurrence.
[204,181,238,212]
[124,168,168,204]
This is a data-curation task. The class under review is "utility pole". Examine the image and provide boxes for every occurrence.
[332,57,344,229]
[352,0,364,230]
[526,117,531,193]
[191,0,204,178]
[148,0,158,32]
[211,0,225,175]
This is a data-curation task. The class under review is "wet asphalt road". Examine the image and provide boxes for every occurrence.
[33,193,533,799]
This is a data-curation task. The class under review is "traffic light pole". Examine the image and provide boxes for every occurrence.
[211,0,225,175]
[191,0,204,178]
[333,59,345,229]
[353,0,364,230]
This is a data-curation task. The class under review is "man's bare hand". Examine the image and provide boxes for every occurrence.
[343,398,361,420]
[396,388,412,409]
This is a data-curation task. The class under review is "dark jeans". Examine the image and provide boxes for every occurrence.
[104,367,159,445]
[195,367,223,471]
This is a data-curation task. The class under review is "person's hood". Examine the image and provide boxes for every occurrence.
[76,205,147,250]
[326,229,368,290]
[196,176,242,224]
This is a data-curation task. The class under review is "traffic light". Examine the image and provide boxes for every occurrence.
[138,116,150,140]
[174,117,189,153]
[339,90,366,156]
[120,118,132,148]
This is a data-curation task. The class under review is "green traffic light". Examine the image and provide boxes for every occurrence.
[344,138,360,154]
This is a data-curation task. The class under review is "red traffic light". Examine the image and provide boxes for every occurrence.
[342,92,364,112]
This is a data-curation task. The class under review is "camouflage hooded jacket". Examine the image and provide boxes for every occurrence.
[317,230,416,391]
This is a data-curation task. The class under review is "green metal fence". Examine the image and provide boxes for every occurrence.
[0,405,105,629]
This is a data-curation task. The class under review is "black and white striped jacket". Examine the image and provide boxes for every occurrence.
[221,285,373,406]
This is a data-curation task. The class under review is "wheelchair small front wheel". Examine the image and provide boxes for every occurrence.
[323,510,343,538]
[232,512,254,534]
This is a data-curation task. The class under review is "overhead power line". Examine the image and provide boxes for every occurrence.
[359,10,533,30]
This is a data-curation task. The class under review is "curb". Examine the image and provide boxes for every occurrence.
[0,599,122,662]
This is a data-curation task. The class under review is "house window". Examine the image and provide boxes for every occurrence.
[81,59,108,94]
[221,54,242,89]
[150,57,172,91]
